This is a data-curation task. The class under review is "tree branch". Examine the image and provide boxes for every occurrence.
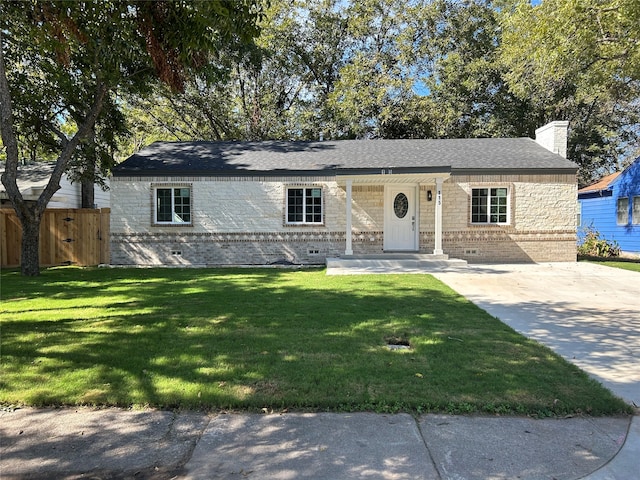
[36,82,109,213]
[0,27,26,213]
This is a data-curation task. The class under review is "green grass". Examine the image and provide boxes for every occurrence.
[0,267,631,416]
[580,256,640,272]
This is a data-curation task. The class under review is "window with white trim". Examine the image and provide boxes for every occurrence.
[471,188,509,224]
[286,187,323,224]
[155,187,191,224]
[617,197,629,225]
[577,203,582,227]
[632,196,640,225]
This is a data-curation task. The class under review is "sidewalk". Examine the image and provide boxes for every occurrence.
[0,407,634,479]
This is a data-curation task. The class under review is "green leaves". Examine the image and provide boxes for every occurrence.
[499,0,640,183]
[0,1,265,275]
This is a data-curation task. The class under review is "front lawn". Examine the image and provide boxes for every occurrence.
[580,256,640,273]
[0,267,630,415]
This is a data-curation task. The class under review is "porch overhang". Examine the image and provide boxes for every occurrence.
[339,169,449,257]
[336,168,451,186]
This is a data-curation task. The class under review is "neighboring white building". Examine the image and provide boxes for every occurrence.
[0,162,110,209]
[110,121,578,266]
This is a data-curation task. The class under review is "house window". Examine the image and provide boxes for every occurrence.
[287,187,323,224]
[633,197,640,225]
[471,188,509,224]
[577,203,582,227]
[617,197,629,225]
[155,187,191,224]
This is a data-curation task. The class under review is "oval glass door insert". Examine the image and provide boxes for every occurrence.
[393,193,409,219]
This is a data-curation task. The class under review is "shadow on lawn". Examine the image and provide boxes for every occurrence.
[0,267,630,414]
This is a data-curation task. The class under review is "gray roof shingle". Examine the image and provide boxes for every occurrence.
[112,138,578,177]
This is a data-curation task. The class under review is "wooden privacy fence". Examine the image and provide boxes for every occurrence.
[0,208,110,268]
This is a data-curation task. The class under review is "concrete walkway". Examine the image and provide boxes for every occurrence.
[2,261,638,479]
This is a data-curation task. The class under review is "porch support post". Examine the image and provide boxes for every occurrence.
[433,177,444,255]
[345,179,353,255]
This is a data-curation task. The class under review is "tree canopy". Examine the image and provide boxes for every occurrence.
[0,0,264,275]
[499,0,640,182]
[119,0,639,184]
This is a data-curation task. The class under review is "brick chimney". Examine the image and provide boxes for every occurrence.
[535,121,569,158]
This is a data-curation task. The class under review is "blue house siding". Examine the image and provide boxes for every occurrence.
[579,158,640,253]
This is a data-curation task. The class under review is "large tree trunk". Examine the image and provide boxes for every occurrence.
[20,208,42,276]
[81,179,95,209]
[78,124,97,209]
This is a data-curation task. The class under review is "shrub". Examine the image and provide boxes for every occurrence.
[578,226,620,258]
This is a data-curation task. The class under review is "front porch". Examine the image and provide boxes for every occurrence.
[325,253,467,275]
[337,170,450,257]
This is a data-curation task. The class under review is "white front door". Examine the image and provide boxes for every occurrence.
[384,185,418,251]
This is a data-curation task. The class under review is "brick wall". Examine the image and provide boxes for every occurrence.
[419,174,578,262]
[110,173,577,265]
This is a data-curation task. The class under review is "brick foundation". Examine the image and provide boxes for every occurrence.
[110,231,387,266]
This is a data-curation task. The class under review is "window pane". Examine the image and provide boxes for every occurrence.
[288,187,322,223]
[305,188,322,222]
[156,188,172,222]
[633,197,640,225]
[471,189,488,223]
[287,188,303,222]
[490,189,508,224]
[617,197,629,225]
[173,188,191,223]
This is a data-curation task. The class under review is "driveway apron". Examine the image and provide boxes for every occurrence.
[432,262,640,407]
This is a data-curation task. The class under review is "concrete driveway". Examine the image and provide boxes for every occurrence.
[432,262,640,407]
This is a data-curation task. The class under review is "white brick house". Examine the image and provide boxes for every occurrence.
[110,121,578,266]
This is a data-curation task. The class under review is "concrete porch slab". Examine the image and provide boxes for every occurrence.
[326,254,468,274]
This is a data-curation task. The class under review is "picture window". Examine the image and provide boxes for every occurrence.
[471,188,509,224]
[617,197,629,226]
[155,187,191,224]
[286,187,323,224]
[632,196,640,225]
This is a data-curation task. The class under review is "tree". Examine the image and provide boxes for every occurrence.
[499,0,640,183]
[415,0,536,139]
[68,0,638,187]
[0,0,263,276]
[232,0,350,140]
[328,0,429,138]
[114,0,349,143]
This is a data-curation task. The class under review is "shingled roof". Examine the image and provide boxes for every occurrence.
[0,163,56,201]
[112,138,578,177]
[578,172,621,194]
